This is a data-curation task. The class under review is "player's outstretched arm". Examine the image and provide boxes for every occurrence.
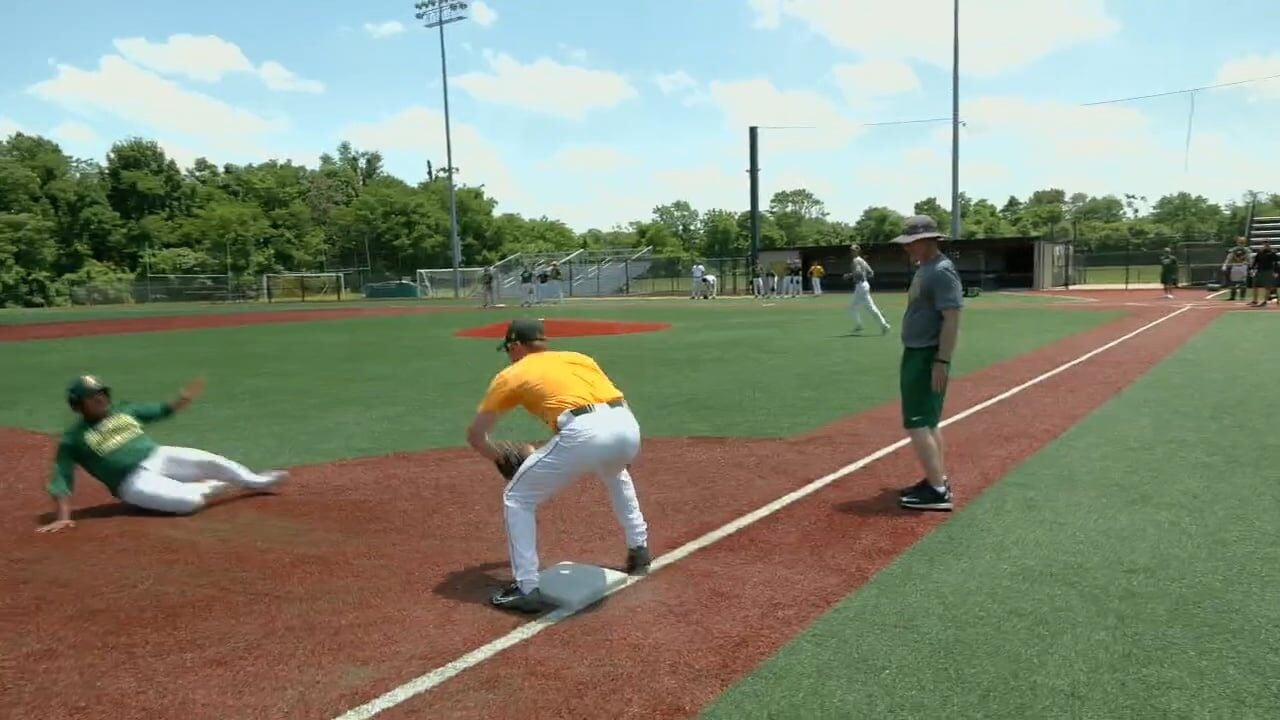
[37,443,77,533]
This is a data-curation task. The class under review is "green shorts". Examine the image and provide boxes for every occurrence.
[901,346,946,429]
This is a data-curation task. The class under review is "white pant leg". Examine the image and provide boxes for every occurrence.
[852,281,888,328]
[813,277,823,295]
[502,405,647,592]
[142,446,272,490]
[691,278,701,298]
[553,280,564,302]
[118,468,223,514]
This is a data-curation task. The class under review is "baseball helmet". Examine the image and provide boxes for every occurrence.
[66,375,110,406]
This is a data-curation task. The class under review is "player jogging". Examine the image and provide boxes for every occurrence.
[890,215,964,512]
[846,243,891,335]
[37,375,287,533]
[519,266,535,307]
[466,319,652,612]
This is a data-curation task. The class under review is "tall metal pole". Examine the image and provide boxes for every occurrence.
[416,1,467,299]
[949,0,961,241]
[748,126,760,269]
[438,20,462,298]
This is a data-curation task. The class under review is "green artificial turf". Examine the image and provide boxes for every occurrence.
[700,311,1280,720]
[1,296,1117,468]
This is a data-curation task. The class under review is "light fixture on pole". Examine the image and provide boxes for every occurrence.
[414,0,467,299]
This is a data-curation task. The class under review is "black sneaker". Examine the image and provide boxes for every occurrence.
[625,545,651,575]
[900,481,953,511]
[898,478,931,497]
[490,583,547,613]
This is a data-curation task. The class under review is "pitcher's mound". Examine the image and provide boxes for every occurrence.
[456,318,670,338]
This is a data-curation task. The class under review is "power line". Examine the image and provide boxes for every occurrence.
[1080,72,1280,107]
[848,71,1280,128]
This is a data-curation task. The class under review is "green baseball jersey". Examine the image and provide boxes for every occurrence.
[49,402,175,498]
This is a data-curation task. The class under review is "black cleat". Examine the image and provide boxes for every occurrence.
[625,546,652,575]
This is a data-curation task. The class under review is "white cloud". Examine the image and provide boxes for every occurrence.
[925,95,1277,208]
[364,21,406,39]
[749,0,781,29]
[342,106,524,208]
[51,121,99,145]
[453,51,638,120]
[0,116,25,138]
[1213,53,1280,101]
[28,55,285,158]
[707,77,861,151]
[558,43,589,63]
[113,34,324,93]
[471,1,499,27]
[258,61,325,94]
[549,144,639,173]
[655,70,697,95]
[749,0,1120,77]
[833,60,921,105]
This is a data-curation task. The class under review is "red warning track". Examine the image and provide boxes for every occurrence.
[455,318,671,338]
[0,306,446,342]
[0,305,1220,720]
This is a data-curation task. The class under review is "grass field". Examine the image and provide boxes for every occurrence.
[2,286,1273,720]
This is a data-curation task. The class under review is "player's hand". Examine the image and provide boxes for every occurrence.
[179,376,207,403]
[932,363,949,393]
[36,519,76,534]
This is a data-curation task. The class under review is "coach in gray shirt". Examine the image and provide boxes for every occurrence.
[891,215,964,512]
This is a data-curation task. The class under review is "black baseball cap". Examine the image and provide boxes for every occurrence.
[499,318,547,351]
[891,214,947,244]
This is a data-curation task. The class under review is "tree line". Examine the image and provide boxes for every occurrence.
[1,131,1275,307]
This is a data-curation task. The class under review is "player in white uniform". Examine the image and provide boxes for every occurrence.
[847,243,890,334]
[702,274,718,299]
[690,262,706,299]
[467,319,651,612]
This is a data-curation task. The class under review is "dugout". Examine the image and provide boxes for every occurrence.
[760,236,1051,293]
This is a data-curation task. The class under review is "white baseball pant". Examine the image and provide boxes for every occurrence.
[503,403,648,593]
[118,446,281,515]
[850,281,889,330]
[811,277,823,295]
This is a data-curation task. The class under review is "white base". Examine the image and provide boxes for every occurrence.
[537,561,629,611]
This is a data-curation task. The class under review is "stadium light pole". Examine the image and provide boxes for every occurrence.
[414,0,467,298]
[950,0,962,241]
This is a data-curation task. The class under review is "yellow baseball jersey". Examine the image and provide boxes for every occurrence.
[478,350,624,429]
[809,265,825,278]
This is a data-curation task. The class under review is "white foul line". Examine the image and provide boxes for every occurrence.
[332,306,1193,720]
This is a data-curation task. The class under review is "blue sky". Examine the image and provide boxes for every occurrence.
[2,0,1278,230]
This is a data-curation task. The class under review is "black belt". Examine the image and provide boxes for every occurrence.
[568,398,625,417]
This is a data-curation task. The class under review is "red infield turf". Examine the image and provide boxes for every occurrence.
[0,306,446,343]
[0,299,1220,720]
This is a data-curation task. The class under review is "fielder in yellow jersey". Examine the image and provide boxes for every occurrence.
[467,318,651,612]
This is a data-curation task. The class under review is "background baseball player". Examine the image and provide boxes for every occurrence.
[701,273,718,299]
[846,243,890,334]
[808,262,825,296]
[1222,238,1252,300]
[37,375,287,533]
[480,267,497,307]
[519,266,536,307]
[690,261,706,299]
[1249,241,1276,306]
[1158,247,1178,299]
[466,319,651,612]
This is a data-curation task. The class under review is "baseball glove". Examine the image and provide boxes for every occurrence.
[493,441,534,481]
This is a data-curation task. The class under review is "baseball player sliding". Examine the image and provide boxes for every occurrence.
[37,375,287,533]
[466,319,652,613]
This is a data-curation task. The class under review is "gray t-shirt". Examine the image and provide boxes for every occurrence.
[901,254,964,349]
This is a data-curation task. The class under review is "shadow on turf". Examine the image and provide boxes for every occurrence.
[433,560,612,619]
[836,488,906,517]
[34,490,268,525]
